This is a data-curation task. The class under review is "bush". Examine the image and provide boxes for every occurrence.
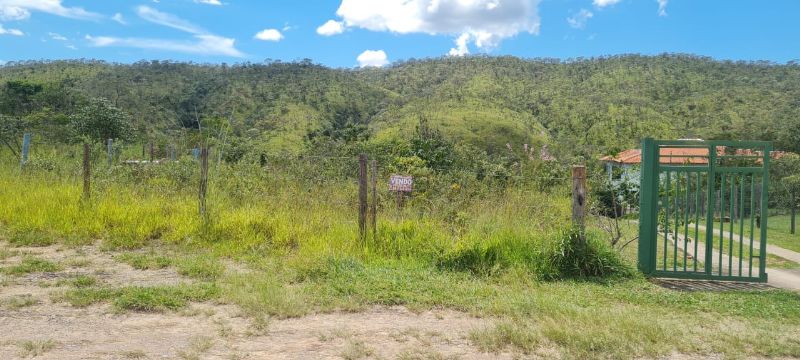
[546,228,631,279]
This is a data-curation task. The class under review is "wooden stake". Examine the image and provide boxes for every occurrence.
[149,142,154,163]
[370,159,378,241]
[107,139,113,167]
[358,154,368,243]
[199,147,209,217]
[572,165,587,243]
[82,143,91,201]
[20,133,31,169]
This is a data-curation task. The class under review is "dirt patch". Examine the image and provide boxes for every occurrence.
[0,242,507,359]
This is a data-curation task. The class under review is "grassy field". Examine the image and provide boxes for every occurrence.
[1,154,799,359]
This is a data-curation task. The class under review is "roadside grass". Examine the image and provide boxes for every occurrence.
[115,251,173,270]
[2,164,800,358]
[2,256,61,275]
[0,248,18,260]
[17,339,57,358]
[176,255,225,280]
[1,294,39,309]
[53,283,218,312]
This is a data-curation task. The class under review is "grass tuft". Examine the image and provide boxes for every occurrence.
[2,256,61,275]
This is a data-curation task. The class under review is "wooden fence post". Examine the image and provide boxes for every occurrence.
[107,139,113,167]
[358,154,368,243]
[370,159,378,241]
[149,142,154,163]
[572,165,587,243]
[199,147,209,217]
[82,143,91,201]
[20,133,31,169]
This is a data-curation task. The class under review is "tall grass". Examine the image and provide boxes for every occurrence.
[0,149,627,280]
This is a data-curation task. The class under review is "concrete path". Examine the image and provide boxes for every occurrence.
[667,233,800,290]
[694,224,800,264]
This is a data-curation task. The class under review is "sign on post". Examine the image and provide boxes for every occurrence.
[389,175,413,192]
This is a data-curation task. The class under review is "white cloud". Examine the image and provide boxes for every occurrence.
[316,19,344,36]
[593,0,622,7]
[331,0,540,54]
[88,6,243,57]
[136,5,204,34]
[0,5,28,21]
[356,49,388,68]
[567,9,593,29]
[112,13,126,24]
[48,32,66,40]
[448,33,470,56]
[0,60,5,65]
[194,0,222,5]
[0,23,23,36]
[657,0,668,16]
[254,28,283,41]
[86,34,244,57]
[0,0,101,20]
[66,44,76,50]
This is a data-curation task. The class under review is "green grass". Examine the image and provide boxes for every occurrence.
[2,161,800,358]
[742,214,799,253]
[55,283,218,312]
[115,252,173,270]
[2,256,61,275]
[176,255,224,280]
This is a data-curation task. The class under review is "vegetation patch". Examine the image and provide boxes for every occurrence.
[115,252,174,270]
[2,256,61,275]
[17,339,57,358]
[55,283,218,312]
[1,294,39,309]
[176,255,224,280]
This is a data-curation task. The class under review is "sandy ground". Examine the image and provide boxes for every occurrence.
[0,243,513,360]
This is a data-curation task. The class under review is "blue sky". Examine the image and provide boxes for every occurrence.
[0,0,798,68]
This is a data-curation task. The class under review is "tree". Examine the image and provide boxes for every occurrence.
[409,115,453,170]
[772,154,800,234]
[69,97,134,143]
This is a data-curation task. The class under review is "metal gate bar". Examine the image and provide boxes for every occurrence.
[638,139,770,282]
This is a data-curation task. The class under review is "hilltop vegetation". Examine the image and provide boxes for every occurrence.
[1,54,799,163]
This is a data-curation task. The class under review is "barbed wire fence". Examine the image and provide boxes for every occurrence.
[9,133,606,247]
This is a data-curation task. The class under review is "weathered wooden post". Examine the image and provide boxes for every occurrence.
[358,154,368,244]
[20,133,31,169]
[370,159,378,241]
[572,165,587,243]
[149,142,154,163]
[107,139,113,167]
[82,143,91,201]
[199,147,209,217]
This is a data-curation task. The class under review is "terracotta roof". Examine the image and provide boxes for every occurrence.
[600,148,711,165]
[601,147,788,165]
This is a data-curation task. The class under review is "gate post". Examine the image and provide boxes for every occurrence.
[638,138,658,274]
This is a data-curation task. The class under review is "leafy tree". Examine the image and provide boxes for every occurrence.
[69,97,134,143]
[409,115,453,170]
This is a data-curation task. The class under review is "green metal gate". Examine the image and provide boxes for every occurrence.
[638,139,771,282]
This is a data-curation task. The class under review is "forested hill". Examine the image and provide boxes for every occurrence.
[1,54,799,160]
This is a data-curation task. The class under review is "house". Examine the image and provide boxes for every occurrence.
[600,142,788,183]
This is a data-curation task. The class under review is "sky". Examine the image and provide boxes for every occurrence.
[0,0,798,68]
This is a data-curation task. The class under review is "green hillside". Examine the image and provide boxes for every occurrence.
[2,54,799,160]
